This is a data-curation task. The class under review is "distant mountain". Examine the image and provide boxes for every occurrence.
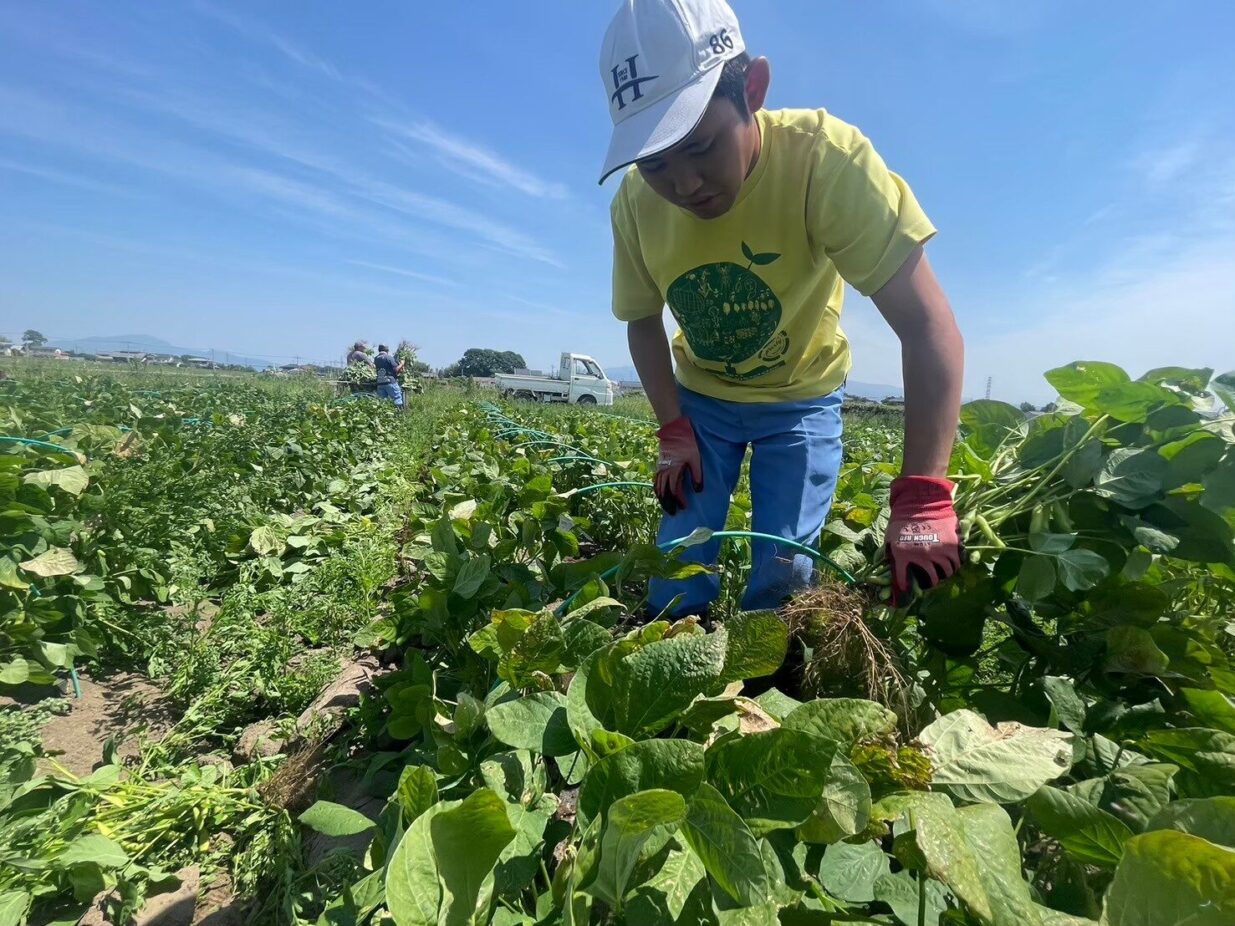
[601,363,903,402]
[845,380,904,402]
[602,365,640,383]
[48,334,272,369]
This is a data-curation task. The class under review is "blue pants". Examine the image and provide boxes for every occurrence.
[650,384,844,615]
[376,382,404,408]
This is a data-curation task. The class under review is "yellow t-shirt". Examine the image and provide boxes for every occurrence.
[611,108,936,403]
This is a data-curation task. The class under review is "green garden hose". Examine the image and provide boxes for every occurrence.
[512,439,592,456]
[555,529,856,615]
[547,454,615,467]
[495,427,553,440]
[0,436,78,453]
[563,481,655,497]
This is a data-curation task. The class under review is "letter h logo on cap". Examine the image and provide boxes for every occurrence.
[610,54,658,111]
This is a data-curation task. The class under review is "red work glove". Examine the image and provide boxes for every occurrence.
[886,476,962,604]
[655,416,703,515]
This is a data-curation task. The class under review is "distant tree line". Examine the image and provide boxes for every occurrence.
[441,348,527,378]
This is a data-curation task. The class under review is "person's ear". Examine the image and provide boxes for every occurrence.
[744,57,770,113]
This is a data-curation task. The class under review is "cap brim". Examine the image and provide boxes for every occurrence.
[598,65,724,185]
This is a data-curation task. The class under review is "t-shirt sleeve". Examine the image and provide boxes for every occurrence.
[808,127,936,297]
[610,184,665,322]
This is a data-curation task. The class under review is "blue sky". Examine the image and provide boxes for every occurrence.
[2,0,1233,401]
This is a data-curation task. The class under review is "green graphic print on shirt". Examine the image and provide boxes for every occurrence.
[665,242,789,381]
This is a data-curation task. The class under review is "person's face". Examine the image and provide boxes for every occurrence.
[636,97,753,219]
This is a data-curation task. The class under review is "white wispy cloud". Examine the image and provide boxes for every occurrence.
[192,0,342,82]
[1129,137,1203,185]
[345,259,459,288]
[966,230,1235,402]
[378,119,570,200]
[0,156,130,195]
[0,82,562,267]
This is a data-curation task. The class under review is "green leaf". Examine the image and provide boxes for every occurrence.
[395,765,438,825]
[1055,549,1110,591]
[782,697,897,750]
[1037,907,1099,926]
[1139,366,1213,393]
[1089,381,1181,423]
[0,657,29,686]
[920,708,1073,804]
[1094,448,1166,509]
[57,834,130,869]
[1027,786,1132,867]
[583,628,729,738]
[705,728,836,835]
[248,524,284,556]
[0,558,28,590]
[1093,763,1179,832]
[1100,830,1235,925]
[1161,432,1225,491]
[579,738,705,823]
[1209,370,1235,410]
[19,547,79,577]
[1140,728,1235,798]
[453,554,491,599]
[1146,797,1235,849]
[1018,555,1057,602]
[1105,627,1169,676]
[587,789,688,909]
[299,800,376,837]
[1203,459,1235,527]
[386,788,516,926]
[960,400,1025,457]
[797,752,872,845]
[679,782,772,907]
[910,798,1046,926]
[487,691,577,756]
[750,251,780,265]
[741,241,756,263]
[495,795,554,896]
[498,611,565,688]
[1045,361,1130,409]
[386,800,447,925]
[23,464,89,496]
[817,840,889,903]
[1062,438,1105,489]
[0,891,31,926]
[1030,531,1078,554]
[720,611,788,683]
[1042,676,1087,734]
[873,871,949,926]
[626,847,710,924]
[1182,689,1235,735]
[448,498,477,520]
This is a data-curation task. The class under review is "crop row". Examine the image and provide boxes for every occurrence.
[307,361,1235,925]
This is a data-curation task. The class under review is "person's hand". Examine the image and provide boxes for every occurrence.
[655,416,703,515]
[885,476,961,604]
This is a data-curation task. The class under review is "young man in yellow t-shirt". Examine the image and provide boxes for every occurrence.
[599,0,965,615]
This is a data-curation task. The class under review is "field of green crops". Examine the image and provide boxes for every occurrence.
[1,360,1234,925]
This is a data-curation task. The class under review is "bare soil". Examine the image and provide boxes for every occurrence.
[37,669,179,777]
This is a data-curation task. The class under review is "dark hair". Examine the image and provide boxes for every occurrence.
[712,52,752,121]
[378,344,389,352]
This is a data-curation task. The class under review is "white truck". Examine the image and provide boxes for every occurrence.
[495,353,616,406]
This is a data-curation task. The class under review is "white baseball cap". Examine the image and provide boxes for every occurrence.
[598,0,746,184]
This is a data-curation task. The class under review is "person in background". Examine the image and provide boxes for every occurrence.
[373,344,405,410]
[347,341,374,367]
